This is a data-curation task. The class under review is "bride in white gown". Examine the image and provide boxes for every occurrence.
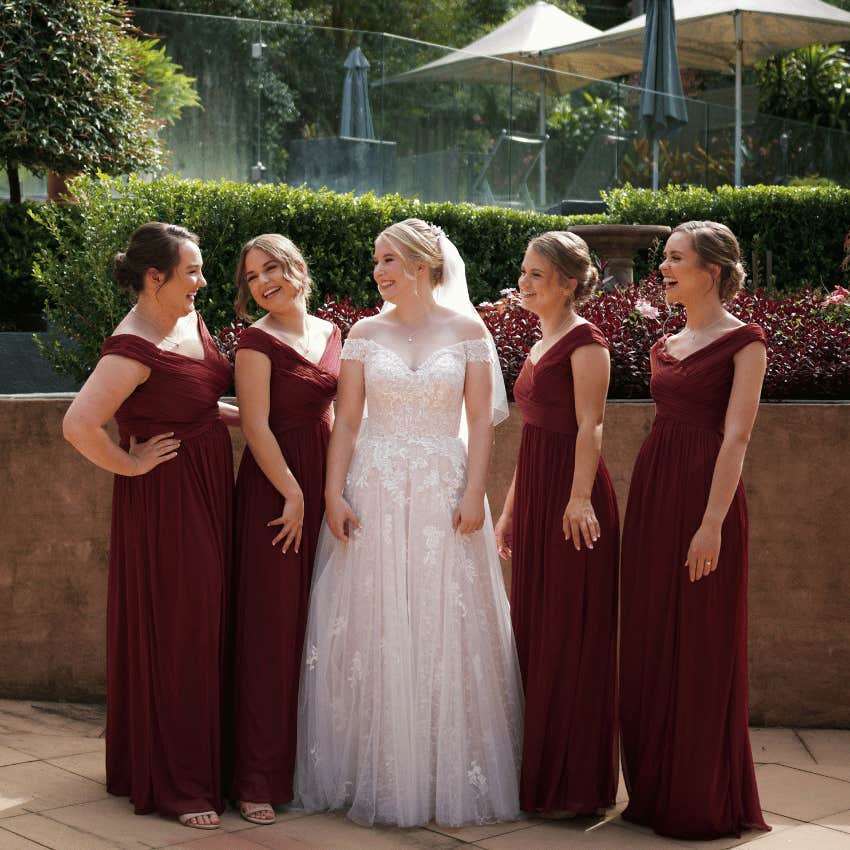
[293,218,522,827]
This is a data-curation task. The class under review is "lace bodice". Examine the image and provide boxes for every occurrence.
[341,337,493,440]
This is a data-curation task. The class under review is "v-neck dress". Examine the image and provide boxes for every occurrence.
[230,325,341,805]
[510,322,620,814]
[620,323,769,840]
[100,314,234,817]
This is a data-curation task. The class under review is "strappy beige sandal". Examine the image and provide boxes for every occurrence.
[178,810,220,830]
[239,801,276,825]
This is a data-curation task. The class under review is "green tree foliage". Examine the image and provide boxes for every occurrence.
[547,91,628,174]
[128,37,201,127]
[0,0,163,203]
[287,0,510,47]
[130,0,299,15]
[758,44,850,131]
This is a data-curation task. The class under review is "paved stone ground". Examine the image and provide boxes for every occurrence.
[0,699,848,849]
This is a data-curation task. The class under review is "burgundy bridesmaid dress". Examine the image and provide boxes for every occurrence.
[230,325,341,805]
[620,323,770,840]
[510,322,620,814]
[101,314,234,817]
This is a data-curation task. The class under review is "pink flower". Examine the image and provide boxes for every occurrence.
[635,299,660,320]
[821,285,849,306]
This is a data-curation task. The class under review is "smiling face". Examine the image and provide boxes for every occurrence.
[149,240,206,317]
[518,247,576,318]
[372,235,420,304]
[243,247,304,315]
[660,231,719,306]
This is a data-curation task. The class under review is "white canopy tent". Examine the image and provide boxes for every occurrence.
[396,2,603,205]
[541,0,850,185]
[402,1,601,92]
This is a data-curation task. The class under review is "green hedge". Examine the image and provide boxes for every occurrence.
[32,175,581,380]
[0,203,61,330]
[604,184,850,291]
[19,177,850,379]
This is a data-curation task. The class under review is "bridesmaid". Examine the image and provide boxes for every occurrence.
[230,234,340,824]
[62,222,237,830]
[620,221,769,840]
[495,231,619,817]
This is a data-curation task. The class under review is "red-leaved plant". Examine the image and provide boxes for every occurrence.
[217,282,850,400]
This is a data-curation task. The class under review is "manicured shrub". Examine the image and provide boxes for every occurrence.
[603,184,850,292]
[31,174,573,380]
[21,175,850,397]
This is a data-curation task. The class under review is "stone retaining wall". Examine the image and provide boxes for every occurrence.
[1,396,848,726]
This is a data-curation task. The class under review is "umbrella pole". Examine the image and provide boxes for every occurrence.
[539,83,546,208]
[734,11,743,187]
[652,137,659,190]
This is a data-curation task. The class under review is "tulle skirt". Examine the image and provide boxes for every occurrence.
[293,434,523,827]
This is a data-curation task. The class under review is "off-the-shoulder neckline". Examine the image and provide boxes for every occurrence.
[245,323,339,369]
[528,320,595,368]
[657,323,760,364]
[346,336,487,373]
[108,311,209,363]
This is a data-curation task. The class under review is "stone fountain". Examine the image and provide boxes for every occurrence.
[567,224,671,286]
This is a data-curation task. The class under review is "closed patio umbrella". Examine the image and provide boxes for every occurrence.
[340,46,374,140]
[640,0,689,189]
[541,0,850,185]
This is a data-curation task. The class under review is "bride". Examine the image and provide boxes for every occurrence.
[293,218,523,827]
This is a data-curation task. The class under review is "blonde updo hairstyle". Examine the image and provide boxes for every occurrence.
[527,230,599,308]
[234,233,313,321]
[672,220,746,302]
[378,218,444,287]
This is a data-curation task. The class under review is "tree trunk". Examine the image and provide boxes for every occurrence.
[47,171,77,204]
[6,161,21,204]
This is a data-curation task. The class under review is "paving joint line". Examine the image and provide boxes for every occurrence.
[793,729,818,764]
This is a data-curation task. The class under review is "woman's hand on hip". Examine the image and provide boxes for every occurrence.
[128,433,180,476]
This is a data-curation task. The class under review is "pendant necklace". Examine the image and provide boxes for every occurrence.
[271,314,311,355]
[132,307,182,349]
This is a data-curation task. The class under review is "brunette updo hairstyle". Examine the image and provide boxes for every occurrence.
[672,220,746,302]
[527,231,599,307]
[378,218,444,286]
[234,233,313,321]
[112,222,199,295]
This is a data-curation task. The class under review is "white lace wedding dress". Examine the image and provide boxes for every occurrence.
[293,336,523,827]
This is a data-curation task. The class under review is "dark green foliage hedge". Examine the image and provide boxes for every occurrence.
[31,175,578,380]
[0,203,60,330]
[604,184,850,292]
[14,177,850,379]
